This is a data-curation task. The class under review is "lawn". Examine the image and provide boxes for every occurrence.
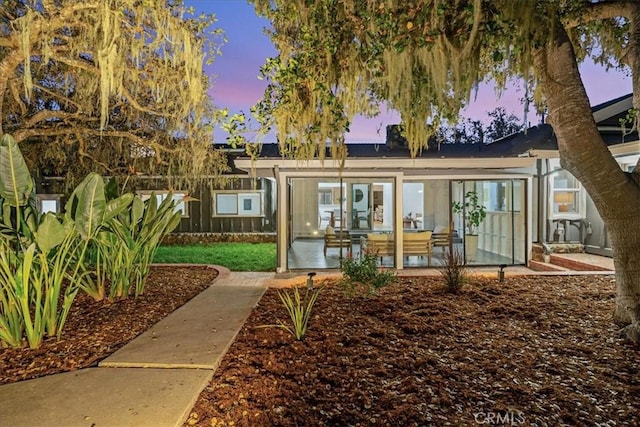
[154,242,276,271]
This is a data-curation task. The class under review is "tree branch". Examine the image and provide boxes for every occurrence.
[121,86,172,118]
[461,0,483,58]
[13,127,146,146]
[29,83,83,111]
[0,49,25,135]
[19,110,95,130]
[564,1,634,28]
[9,79,27,116]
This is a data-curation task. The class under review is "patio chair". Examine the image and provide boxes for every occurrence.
[323,226,352,256]
[403,231,433,266]
[361,233,394,261]
[432,225,461,252]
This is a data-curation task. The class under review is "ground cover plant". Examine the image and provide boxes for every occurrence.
[0,265,217,384]
[187,274,640,426]
[259,285,323,341]
[339,252,397,297]
[154,242,276,271]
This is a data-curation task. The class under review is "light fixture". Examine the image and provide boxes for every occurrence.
[554,192,573,212]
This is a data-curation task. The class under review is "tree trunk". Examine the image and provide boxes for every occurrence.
[534,19,640,343]
[629,3,640,176]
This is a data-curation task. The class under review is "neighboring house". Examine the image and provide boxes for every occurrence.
[35,174,278,241]
[34,94,638,272]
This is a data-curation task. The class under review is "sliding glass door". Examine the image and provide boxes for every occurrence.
[452,179,526,265]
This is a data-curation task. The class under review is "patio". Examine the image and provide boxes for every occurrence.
[287,237,514,270]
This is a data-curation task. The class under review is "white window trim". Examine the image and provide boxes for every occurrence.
[213,190,265,217]
[617,153,639,172]
[36,194,63,214]
[548,160,585,220]
[138,191,190,218]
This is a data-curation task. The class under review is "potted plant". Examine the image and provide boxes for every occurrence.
[452,191,487,261]
[403,212,414,229]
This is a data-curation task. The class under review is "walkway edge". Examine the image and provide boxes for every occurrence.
[0,267,271,427]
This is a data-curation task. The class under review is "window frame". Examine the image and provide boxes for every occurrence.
[548,160,585,220]
[36,194,63,214]
[138,191,190,218]
[213,190,265,217]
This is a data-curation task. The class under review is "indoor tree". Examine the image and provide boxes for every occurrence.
[0,0,228,186]
[249,0,640,343]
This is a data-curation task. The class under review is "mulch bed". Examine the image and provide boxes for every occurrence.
[0,265,218,385]
[187,274,640,426]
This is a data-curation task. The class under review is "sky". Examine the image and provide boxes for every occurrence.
[190,0,633,144]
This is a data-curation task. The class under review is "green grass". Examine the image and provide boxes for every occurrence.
[153,242,276,271]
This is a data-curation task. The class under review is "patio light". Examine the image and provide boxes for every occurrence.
[307,272,317,290]
[498,264,508,282]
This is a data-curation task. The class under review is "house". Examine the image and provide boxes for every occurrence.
[34,94,638,272]
[504,93,639,258]
[227,94,638,273]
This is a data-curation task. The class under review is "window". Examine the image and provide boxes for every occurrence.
[549,166,583,219]
[214,191,264,217]
[36,194,62,214]
[318,189,332,205]
[139,192,189,217]
[619,154,639,172]
[479,181,507,212]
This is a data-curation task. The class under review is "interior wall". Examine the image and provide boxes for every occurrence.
[291,178,321,239]
[423,180,450,230]
[402,182,423,220]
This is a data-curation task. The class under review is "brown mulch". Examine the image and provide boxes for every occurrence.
[0,265,218,385]
[2,269,639,426]
[186,274,640,427]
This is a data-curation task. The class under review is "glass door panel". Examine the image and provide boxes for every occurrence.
[351,183,371,230]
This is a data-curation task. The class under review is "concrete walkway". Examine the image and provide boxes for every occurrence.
[0,269,271,427]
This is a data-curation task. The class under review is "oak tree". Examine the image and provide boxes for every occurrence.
[0,0,228,186]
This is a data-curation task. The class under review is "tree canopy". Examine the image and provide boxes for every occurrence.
[250,0,636,158]
[0,0,228,186]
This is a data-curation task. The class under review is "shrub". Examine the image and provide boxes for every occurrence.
[340,252,396,297]
[91,193,182,301]
[439,249,468,294]
[0,135,104,348]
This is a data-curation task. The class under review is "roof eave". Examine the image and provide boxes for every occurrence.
[234,157,536,172]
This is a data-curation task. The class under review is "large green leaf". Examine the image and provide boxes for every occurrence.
[164,210,182,234]
[104,177,119,201]
[0,134,33,206]
[131,195,144,226]
[73,173,106,240]
[36,213,66,254]
[104,193,134,223]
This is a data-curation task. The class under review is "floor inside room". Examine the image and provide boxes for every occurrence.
[287,238,515,270]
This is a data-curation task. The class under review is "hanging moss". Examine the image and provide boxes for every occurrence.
[249,0,631,161]
[2,0,227,190]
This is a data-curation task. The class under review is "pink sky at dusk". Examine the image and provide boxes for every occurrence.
[195,1,632,144]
